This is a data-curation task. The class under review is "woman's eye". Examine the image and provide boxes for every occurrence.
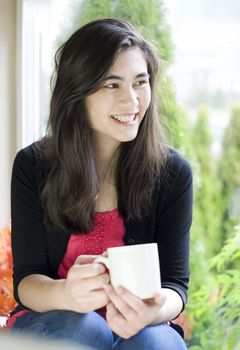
[134,80,148,86]
[104,83,119,89]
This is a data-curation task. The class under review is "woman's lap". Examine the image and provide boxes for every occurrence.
[11,310,187,350]
[113,324,187,350]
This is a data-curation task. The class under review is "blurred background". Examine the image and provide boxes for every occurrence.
[1,0,240,348]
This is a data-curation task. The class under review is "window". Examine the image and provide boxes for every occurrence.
[16,0,74,149]
[17,0,51,149]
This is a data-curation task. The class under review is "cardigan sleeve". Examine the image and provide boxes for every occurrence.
[11,146,50,306]
[156,151,193,308]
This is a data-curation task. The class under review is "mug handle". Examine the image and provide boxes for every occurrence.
[94,256,110,269]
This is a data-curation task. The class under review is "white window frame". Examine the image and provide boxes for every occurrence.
[16,0,51,150]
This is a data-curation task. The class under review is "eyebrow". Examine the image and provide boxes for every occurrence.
[103,72,150,81]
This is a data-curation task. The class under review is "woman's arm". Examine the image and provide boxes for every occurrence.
[18,274,66,312]
[150,288,183,325]
[104,151,193,338]
[18,255,109,313]
[11,146,109,313]
[104,284,182,339]
[156,151,193,309]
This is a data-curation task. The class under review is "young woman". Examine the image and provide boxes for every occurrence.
[8,19,193,350]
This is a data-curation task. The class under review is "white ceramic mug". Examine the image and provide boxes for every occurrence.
[94,243,161,299]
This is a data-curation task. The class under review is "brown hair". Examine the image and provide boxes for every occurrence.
[39,18,168,233]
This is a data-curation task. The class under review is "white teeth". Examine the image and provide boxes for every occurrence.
[112,114,136,123]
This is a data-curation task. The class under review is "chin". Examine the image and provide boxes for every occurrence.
[119,134,138,143]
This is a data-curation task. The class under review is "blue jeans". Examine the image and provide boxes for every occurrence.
[11,310,187,350]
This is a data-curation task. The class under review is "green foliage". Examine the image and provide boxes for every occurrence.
[58,0,183,147]
[210,225,240,271]
[183,106,222,309]
[190,106,222,258]
[76,0,111,26]
[74,0,173,63]
[168,107,212,296]
[158,77,183,148]
[188,225,240,350]
[186,106,227,347]
[113,0,173,63]
[218,105,240,239]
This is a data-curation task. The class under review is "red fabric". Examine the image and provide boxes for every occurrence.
[7,209,125,328]
[58,208,125,279]
[6,310,29,329]
[58,208,125,319]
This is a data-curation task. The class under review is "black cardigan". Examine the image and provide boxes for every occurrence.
[11,143,193,312]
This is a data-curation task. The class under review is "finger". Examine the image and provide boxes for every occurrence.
[113,286,143,312]
[90,289,109,303]
[106,302,134,339]
[101,251,108,256]
[104,285,136,318]
[143,292,167,307]
[95,261,109,274]
[153,292,166,307]
[83,272,110,290]
[75,255,100,265]
[76,290,109,312]
[106,301,120,320]
[86,289,109,304]
[70,262,106,278]
[106,302,126,330]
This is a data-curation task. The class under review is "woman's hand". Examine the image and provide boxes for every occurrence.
[63,255,110,313]
[104,285,166,339]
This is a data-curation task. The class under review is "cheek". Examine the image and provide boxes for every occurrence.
[141,89,151,110]
[85,95,103,119]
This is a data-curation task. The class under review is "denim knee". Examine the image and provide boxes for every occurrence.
[114,324,187,350]
[13,310,113,350]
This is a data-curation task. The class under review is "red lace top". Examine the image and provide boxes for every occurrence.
[58,208,125,278]
[7,209,125,328]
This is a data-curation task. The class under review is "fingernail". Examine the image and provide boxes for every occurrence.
[93,263,103,272]
[93,263,100,269]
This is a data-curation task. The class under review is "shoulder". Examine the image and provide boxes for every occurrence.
[151,147,193,220]
[164,146,192,190]
[13,142,36,169]
[153,146,193,203]
[12,141,47,187]
[14,139,49,168]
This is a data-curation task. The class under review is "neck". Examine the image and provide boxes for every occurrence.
[93,136,120,180]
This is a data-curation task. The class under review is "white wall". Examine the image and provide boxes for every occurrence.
[0,0,17,228]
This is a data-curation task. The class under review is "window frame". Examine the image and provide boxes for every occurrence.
[16,0,51,149]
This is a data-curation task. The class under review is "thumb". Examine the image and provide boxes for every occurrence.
[101,250,108,256]
[154,292,166,307]
[75,255,98,265]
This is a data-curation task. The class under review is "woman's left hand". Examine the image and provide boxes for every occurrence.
[104,284,166,339]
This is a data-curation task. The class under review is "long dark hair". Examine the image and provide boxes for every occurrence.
[39,18,168,233]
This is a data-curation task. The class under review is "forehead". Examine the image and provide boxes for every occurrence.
[107,47,148,75]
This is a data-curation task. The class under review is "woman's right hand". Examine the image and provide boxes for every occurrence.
[63,255,110,313]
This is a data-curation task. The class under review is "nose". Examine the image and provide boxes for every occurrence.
[119,87,139,109]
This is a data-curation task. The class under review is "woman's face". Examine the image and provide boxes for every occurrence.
[85,47,151,150]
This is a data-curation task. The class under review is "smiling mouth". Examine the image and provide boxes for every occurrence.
[111,113,138,124]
